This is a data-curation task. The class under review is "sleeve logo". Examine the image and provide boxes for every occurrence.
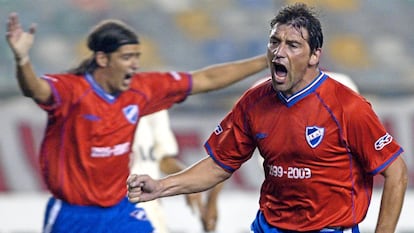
[306,126,325,148]
[214,124,223,135]
[374,133,393,150]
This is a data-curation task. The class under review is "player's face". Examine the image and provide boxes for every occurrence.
[105,44,141,93]
[267,24,320,97]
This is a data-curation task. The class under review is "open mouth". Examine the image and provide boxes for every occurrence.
[273,63,288,84]
[274,63,287,77]
[124,73,133,80]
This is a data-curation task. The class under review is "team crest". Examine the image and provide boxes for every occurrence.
[305,126,325,148]
[123,105,139,124]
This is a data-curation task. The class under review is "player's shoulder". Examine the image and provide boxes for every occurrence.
[133,71,190,80]
[131,72,191,91]
[42,73,88,90]
[321,74,370,114]
[246,77,273,98]
[234,77,274,109]
[42,73,80,82]
[322,73,358,98]
[324,71,359,94]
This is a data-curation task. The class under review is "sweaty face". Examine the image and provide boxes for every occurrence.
[104,44,141,94]
[267,24,320,97]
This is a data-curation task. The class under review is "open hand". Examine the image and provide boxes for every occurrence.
[6,12,36,64]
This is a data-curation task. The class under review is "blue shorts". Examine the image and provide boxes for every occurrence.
[250,210,359,233]
[43,196,154,233]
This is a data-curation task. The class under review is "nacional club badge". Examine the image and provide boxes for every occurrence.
[123,105,139,124]
[305,126,325,148]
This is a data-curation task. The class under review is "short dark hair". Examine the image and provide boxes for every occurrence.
[271,3,323,53]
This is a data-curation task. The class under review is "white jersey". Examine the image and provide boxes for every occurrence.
[130,110,178,233]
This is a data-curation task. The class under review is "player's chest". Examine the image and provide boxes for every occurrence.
[70,95,146,137]
[251,100,344,160]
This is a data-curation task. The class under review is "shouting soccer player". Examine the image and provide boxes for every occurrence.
[127,3,408,233]
[6,13,267,233]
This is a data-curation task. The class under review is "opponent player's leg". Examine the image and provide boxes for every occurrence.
[138,200,169,233]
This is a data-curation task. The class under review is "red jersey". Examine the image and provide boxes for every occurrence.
[37,72,191,206]
[205,72,403,231]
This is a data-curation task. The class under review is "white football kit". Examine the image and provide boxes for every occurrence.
[130,110,179,233]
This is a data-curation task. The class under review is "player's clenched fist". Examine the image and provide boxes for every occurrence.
[127,174,160,203]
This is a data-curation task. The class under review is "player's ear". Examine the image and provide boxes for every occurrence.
[309,48,321,66]
[95,51,108,67]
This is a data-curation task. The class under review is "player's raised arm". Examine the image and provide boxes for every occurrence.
[189,54,268,95]
[6,12,51,103]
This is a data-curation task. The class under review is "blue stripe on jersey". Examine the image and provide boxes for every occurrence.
[185,73,193,99]
[42,76,62,109]
[369,147,403,175]
[205,142,235,172]
[84,73,117,103]
[277,71,327,107]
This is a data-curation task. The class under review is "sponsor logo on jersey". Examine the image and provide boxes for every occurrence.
[91,142,130,157]
[82,114,100,121]
[256,133,267,139]
[123,105,139,124]
[374,133,393,150]
[214,124,223,135]
[305,126,325,148]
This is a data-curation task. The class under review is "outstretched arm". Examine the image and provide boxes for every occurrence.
[375,156,408,233]
[6,12,51,103]
[190,54,268,94]
[161,156,225,232]
[159,156,203,214]
[127,156,231,203]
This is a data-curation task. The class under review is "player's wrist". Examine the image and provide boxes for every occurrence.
[15,54,30,66]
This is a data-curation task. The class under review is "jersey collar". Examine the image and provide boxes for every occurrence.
[277,71,327,107]
[84,73,118,104]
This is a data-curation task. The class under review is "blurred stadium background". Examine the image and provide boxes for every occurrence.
[0,0,413,232]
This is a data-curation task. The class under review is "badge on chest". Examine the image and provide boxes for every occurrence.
[123,105,139,124]
[305,126,325,148]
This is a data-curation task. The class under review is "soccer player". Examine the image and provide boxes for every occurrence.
[130,109,223,233]
[5,13,267,233]
[127,3,408,233]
